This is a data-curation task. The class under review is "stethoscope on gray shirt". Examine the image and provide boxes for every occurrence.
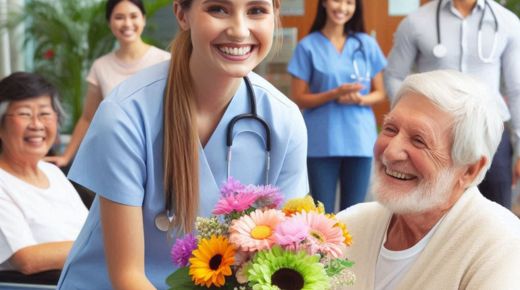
[154,76,272,232]
[432,0,498,63]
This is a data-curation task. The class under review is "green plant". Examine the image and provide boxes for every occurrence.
[503,0,520,15]
[3,0,171,133]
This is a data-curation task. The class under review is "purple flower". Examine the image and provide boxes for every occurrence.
[171,233,197,267]
[220,176,246,196]
[253,185,283,209]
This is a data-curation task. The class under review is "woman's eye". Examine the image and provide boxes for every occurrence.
[249,7,268,15]
[207,5,227,14]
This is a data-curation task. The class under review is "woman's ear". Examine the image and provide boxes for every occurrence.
[174,2,190,31]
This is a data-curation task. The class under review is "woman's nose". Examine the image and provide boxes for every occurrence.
[227,15,250,41]
[27,115,45,129]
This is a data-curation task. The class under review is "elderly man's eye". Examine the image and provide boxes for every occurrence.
[382,125,397,136]
[412,137,426,147]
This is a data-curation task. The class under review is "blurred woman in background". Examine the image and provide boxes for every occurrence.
[0,72,87,275]
[46,0,170,167]
[287,0,387,212]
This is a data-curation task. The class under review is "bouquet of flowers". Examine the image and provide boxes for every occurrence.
[166,177,355,290]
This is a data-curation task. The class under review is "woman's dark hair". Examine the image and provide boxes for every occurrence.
[309,0,365,35]
[106,0,146,21]
[0,72,65,125]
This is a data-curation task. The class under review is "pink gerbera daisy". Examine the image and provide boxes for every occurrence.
[229,209,286,252]
[212,191,257,215]
[296,211,347,259]
[274,215,309,250]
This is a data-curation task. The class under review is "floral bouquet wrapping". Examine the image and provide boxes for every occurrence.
[166,178,355,290]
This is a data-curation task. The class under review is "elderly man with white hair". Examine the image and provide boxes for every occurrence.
[338,70,520,290]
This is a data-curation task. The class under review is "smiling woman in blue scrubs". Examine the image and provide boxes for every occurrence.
[56,0,308,289]
[288,0,386,213]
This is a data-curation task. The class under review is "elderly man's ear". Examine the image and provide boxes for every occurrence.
[458,156,487,189]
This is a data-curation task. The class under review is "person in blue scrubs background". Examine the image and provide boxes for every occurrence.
[57,0,308,289]
[287,0,386,213]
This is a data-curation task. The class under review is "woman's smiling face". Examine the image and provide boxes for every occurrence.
[175,0,276,78]
[0,96,58,162]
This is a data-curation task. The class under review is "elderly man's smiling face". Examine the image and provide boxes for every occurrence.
[372,93,467,214]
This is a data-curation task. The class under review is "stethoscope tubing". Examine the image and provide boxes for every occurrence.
[434,0,498,62]
[350,34,371,82]
[155,76,272,232]
[226,76,271,185]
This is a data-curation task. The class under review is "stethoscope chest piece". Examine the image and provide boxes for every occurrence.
[433,44,447,58]
[155,211,173,232]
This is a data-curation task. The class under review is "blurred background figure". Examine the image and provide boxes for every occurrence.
[384,0,520,210]
[0,72,87,280]
[288,0,386,212]
[45,0,170,168]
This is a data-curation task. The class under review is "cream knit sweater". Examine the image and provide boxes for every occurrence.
[337,187,520,290]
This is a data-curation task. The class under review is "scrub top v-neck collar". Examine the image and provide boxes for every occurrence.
[317,31,351,57]
[198,78,249,197]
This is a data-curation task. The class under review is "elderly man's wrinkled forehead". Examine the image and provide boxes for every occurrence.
[389,92,455,144]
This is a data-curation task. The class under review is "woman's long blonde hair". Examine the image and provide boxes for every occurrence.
[163,0,281,234]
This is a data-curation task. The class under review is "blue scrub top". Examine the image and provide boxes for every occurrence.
[57,62,308,290]
[288,32,387,157]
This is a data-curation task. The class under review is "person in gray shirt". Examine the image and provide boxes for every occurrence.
[384,0,520,209]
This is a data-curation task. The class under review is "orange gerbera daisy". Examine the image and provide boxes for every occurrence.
[189,235,236,287]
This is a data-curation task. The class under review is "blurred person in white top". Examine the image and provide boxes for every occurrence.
[45,0,170,167]
[0,72,87,275]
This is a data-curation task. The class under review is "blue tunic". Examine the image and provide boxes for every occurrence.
[288,32,387,157]
[57,61,308,289]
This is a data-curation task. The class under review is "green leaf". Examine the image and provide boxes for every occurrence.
[325,259,355,277]
[166,267,206,290]
[166,267,244,290]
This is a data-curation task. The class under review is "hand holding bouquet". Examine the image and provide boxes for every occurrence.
[167,177,355,289]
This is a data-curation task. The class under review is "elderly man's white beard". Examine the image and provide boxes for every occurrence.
[371,166,456,214]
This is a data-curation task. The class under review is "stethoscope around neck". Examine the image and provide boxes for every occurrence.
[154,76,272,232]
[349,33,371,82]
[432,0,498,63]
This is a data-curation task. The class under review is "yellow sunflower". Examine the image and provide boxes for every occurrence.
[189,235,236,287]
